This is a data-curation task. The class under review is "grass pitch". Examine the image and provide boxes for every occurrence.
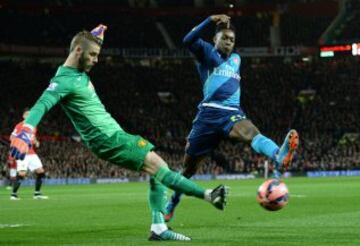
[1,177,359,245]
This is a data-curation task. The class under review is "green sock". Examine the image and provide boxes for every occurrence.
[149,177,167,224]
[154,166,205,199]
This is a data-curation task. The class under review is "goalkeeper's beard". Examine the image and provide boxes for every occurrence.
[78,53,92,72]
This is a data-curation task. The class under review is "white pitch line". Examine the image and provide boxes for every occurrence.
[290,194,307,198]
[0,224,24,229]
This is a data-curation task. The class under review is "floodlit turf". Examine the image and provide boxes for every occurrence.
[1,176,360,245]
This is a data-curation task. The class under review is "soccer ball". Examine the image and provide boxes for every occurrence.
[256,179,289,211]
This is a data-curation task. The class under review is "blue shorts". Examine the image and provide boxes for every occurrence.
[185,106,247,157]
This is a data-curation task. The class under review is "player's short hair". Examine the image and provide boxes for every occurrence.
[215,23,236,35]
[69,31,102,52]
[23,107,30,113]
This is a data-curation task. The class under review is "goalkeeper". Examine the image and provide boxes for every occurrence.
[9,24,228,241]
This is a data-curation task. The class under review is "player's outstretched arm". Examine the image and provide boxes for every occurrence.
[10,80,72,160]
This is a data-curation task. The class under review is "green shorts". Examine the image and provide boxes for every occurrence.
[90,131,155,171]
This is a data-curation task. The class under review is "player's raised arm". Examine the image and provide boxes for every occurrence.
[183,15,230,63]
[183,15,230,45]
[9,80,73,160]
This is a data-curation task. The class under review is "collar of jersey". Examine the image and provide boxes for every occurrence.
[59,65,84,76]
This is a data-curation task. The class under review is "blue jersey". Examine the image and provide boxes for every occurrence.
[183,17,241,110]
[183,17,247,157]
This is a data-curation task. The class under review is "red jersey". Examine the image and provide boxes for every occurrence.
[7,155,17,169]
[11,121,38,155]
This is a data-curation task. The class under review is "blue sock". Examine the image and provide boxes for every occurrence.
[168,191,183,211]
[251,134,279,161]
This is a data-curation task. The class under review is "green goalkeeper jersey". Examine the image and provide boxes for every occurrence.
[25,65,122,148]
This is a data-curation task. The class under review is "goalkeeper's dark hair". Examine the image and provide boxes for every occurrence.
[215,23,236,35]
[69,31,102,52]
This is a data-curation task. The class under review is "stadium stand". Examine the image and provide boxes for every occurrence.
[1,56,359,177]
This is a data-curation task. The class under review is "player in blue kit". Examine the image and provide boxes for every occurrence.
[165,15,299,222]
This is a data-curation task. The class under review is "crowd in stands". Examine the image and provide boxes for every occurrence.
[1,55,359,179]
[280,15,332,46]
